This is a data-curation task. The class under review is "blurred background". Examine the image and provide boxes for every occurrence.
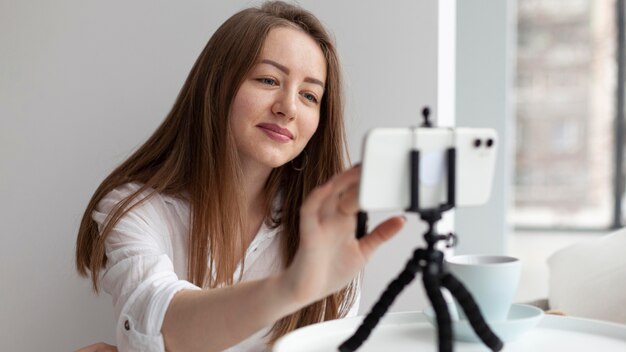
[2,0,625,350]
[511,0,625,301]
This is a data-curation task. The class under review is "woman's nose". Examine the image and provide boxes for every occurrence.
[272,90,297,120]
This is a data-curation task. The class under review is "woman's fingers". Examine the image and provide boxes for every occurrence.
[300,179,334,216]
[319,166,361,219]
[337,183,359,216]
[329,165,361,194]
[302,166,361,213]
[359,216,406,259]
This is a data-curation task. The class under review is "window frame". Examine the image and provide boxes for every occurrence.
[514,0,626,233]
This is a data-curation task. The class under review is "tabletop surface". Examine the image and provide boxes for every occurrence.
[274,311,626,352]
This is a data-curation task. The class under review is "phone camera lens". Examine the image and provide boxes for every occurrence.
[486,138,494,147]
[473,139,482,148]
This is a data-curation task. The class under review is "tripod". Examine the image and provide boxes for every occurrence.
[340,111,504,352]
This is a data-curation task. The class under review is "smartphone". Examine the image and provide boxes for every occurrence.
[358,127,498,212]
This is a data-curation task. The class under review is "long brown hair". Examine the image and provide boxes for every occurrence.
[75,0,356,344]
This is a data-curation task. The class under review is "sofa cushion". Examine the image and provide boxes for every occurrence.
[547,228,626,324]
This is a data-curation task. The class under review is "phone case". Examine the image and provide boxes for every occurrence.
[358,127,497,212]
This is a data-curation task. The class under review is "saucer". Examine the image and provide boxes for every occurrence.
[423,303,544,343]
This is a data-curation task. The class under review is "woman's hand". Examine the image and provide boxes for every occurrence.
[284,165,406,304]
[75,342,118,352]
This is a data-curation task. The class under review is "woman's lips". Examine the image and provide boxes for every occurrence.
[256,123,293,143]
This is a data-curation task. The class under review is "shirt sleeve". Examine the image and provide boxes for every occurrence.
[92,184,201,352]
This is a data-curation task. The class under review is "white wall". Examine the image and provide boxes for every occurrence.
[315,0,440,321]
[455,0,515,255]
[0,1,440,350]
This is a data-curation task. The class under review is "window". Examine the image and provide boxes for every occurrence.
[513,0,623,230]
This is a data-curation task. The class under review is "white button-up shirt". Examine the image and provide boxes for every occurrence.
[92,183,358,352]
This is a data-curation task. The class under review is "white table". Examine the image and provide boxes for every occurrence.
[274,311,626,351]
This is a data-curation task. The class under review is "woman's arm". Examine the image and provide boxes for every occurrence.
[161,166,406,352]
[162,275,301,352]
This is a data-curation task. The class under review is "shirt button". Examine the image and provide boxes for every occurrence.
[124,320,130,331]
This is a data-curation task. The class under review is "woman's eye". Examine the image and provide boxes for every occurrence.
[258,78,277,86]
[302,92,318,104]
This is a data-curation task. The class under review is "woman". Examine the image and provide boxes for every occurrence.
[75,1,405,351]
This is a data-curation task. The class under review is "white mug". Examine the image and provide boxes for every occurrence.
[445,255,521,322]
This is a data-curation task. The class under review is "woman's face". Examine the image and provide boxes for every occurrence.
[229,26,326,172]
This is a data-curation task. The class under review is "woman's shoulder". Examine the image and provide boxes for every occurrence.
[96,182,151,212]
[94,182,189,225]
[101,182,186,206]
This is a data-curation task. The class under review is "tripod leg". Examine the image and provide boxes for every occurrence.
[338,250,422,352]
[422,267,453,352]
[441,273,503,351]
